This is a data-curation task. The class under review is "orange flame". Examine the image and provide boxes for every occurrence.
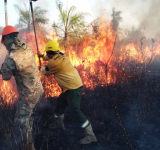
[1,16,160,103]
[0,77,18,104]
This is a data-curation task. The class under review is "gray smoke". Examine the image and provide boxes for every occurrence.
[93,0,160,37]
[138,0,160,37]
[12,0,160,38]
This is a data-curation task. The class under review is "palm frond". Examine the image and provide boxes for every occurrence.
[68,12,87,30]
[66,6,76,27]
[34,7,48,24]
[53,0,89,42]
[115,11,122,16]
[14,4,48,30]
[52,22,65,32]
[56,0,66,26]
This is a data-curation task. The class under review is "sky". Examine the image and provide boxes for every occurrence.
[0,0,159,37]
[0,0,97,27]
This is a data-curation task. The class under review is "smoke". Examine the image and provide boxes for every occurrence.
[138,0,160,37]
[92,0,160,37]
[5,0,160,38]
[92,0,148,28]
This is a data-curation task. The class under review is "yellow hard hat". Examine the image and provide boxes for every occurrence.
[45,40,60,52]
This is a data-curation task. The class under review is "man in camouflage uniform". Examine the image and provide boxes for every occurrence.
[0,26,44,150]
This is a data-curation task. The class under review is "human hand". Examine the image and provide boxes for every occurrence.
[37,52,44,58]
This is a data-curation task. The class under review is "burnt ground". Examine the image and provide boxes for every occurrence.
[0,74,160,150]
[33,74,160,150]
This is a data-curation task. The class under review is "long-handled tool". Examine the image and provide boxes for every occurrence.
[4,0,8,26]
[29,0,42,68]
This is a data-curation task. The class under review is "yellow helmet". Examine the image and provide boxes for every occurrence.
[45,40,60,52]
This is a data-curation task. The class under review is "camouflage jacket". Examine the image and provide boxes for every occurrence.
[1,43,44,103]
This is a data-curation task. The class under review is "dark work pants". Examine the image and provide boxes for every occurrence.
[55,86,87,126]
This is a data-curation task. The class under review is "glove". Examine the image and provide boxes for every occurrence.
[37,52,44,58]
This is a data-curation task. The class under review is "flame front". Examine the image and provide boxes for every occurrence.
[0,78,18,104]
[1,16,160,103]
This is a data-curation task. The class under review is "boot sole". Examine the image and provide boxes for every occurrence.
[79,138,98,144]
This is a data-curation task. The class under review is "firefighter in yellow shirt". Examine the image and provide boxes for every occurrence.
[38,40,97,144]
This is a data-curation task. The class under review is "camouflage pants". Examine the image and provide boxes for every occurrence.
[14,94,43,145]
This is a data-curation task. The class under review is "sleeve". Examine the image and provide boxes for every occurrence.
[40,66,53,75]
[40,59,61,75]
[0,56,17,80]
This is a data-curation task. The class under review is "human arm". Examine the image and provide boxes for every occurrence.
[40,66,53,75]
[40,64,59,75]
[40,57,62,75]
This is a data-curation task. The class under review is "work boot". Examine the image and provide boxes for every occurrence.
[79,124,97,144]
[49,114,65,129]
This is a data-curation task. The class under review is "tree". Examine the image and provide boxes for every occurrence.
[52,0,88,44]
[14,4,48,32]
[111,8,123,32]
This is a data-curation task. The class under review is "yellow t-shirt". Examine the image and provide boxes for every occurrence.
[41,53,83,92]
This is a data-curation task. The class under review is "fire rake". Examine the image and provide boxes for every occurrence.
[4,0,8,26]
[29,0,42,68]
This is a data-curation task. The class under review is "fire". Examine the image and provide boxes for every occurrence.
[67,18,117,89]
[0,78,18,104]
[20,17,118,97]
[1,16,160,103]
[120,42,160,65]
[21,20,116,97]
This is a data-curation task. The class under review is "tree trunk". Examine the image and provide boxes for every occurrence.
[64,28,69,54]
[64,29,68,42]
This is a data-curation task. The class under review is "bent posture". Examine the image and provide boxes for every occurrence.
[39,40,97,144]
[0,26,44,150]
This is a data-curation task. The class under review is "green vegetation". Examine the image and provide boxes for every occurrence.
[53,0,88,46]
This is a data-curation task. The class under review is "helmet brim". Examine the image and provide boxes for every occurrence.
[46,50,60,55]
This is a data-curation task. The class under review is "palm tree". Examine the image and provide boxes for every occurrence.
[53,0,88,43]
[111,8,123,32]
[14,4,48,32]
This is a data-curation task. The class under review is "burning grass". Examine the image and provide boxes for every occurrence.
[0,95,15,140]
[1,16,160,101]
[0,15,160,149]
